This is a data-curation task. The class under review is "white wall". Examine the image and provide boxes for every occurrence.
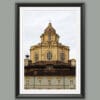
[25,76,75,89]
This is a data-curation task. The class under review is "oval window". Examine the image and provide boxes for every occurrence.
[47,51,52,60]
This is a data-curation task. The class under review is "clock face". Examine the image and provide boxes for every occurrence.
[47,65,53,70]
[48,66,51,70]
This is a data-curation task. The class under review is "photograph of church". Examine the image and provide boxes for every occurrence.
[15,4,84,97]
[24,22,76,89]
[16,3,85,97]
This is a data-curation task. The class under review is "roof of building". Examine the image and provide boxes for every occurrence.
[40,22,59,37]
[24,61,76,76]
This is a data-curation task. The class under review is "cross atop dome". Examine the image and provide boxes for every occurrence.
[48,22,52,27]
[44,22,56,33]
[40,22,59,43]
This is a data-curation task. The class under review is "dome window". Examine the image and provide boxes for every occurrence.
[47,51,52,60]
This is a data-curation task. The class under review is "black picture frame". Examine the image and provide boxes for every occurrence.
[15,3,85,98]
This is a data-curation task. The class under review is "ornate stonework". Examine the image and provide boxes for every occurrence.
[24,23,76,89]
[30,23,71,64]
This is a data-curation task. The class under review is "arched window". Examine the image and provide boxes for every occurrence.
[35,53,38,62]
[47,51,52,60]
[60,53,65,61]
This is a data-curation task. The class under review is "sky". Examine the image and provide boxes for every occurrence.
[20,7,80,64]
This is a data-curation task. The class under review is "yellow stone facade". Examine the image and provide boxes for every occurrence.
[24,23,76,89]
[30,23,70,64]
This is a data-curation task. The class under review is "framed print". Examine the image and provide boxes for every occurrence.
[15,3,85,98]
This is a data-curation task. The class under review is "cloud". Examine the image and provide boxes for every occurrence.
[20,7,80,62]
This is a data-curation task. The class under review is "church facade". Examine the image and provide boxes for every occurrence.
[24,23,76,89]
